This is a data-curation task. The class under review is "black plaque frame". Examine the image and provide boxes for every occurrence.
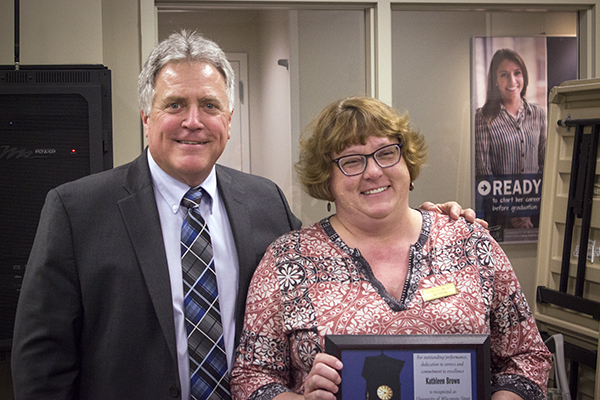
[325,334,491,400]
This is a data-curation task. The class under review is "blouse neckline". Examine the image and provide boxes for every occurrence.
[320,210,431,311]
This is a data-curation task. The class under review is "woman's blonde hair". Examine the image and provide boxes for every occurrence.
[296,96,427,201]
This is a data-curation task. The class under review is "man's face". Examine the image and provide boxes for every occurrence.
[142,61,232,187]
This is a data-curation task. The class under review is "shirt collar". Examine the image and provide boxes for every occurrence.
[147,150,216,215]
[198,166,217,214]
[500,98,531,116]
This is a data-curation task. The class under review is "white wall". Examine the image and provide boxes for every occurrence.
[0,0,143,168]
[0,0,103,65]
[254,13,293,194]
[101,0,144,166]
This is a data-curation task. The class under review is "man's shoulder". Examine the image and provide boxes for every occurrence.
[53,155,144,199]
[214,164,301,227]
[57,162,128,191]
[215,164,279,191]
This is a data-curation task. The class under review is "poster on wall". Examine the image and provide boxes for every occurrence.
[472,36,577,243]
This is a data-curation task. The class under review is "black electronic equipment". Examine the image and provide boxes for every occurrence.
[0,64,113,347]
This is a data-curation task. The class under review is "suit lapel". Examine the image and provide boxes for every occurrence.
[118,151,178,362]
[215,165,254,344]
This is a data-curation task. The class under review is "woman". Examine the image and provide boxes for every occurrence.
[231,97,551,400]
[475,48,547,229]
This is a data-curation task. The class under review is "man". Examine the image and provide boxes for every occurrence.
[11,31,478,399]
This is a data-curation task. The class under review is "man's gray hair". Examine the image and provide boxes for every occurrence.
[138,30,235,115]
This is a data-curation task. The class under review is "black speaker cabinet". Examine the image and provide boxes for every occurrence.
[0,65,113,349]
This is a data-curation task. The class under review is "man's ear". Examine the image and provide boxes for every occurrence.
[227,108,234,140]
[141,110,150,137]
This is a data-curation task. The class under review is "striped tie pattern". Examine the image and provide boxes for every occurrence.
[181,188,230,400]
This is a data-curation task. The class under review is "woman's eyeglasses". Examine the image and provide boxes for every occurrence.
[331,143,403,176]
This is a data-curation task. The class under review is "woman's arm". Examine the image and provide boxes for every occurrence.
[487,237,552,399]
[231,244,293,400]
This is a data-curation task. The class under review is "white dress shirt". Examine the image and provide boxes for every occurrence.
[147,151,240,400]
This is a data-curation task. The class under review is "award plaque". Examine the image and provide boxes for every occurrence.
[325,334,491,400]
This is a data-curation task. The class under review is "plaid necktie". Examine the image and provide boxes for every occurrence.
[181,187,230,400]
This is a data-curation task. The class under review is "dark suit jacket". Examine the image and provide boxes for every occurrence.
[11,150,301,399]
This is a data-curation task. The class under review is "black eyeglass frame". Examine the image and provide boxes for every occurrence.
[331,143,403,176]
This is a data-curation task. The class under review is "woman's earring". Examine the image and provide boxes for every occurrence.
[409,182,415,191]
[327,202,332,212]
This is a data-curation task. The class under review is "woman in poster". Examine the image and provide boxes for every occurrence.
[475,48,547,230]
[231,96,551,400]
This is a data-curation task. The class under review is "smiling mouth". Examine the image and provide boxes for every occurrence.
[362,186,389,195]
[177,140,207,145]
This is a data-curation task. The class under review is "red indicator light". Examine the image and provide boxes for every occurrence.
[71,149,77,153]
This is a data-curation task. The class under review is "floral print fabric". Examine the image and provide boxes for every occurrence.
[231,211,551,400]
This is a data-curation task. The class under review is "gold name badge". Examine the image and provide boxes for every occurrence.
[420,282,458,302]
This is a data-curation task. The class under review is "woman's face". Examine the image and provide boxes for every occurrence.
[329,135,411,224]
[496,59,524,104]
